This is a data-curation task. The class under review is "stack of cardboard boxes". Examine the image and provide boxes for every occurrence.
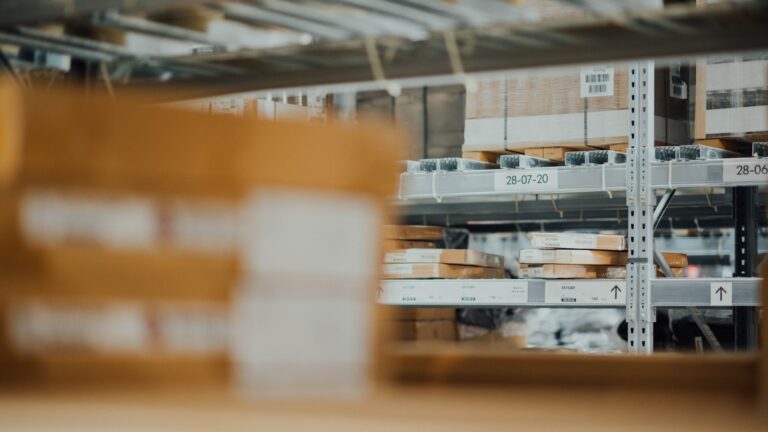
[382,225,507,279]
[463,0,691,161]
[387,307,457,344]
[519,232,687,278]
[0,83,403,396]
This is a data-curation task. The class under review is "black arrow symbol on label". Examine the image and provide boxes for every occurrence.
[716,286,727,301]
[611,285,621,299]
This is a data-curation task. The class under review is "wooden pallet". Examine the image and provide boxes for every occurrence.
[696,138,754,156]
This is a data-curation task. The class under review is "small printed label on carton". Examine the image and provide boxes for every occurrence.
[382,264,414,275]
[384,250,442,263]
[580,65,614,97]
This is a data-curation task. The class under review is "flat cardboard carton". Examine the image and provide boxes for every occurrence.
[519,264,599,279]
[384,240,437,250]
[391,320,457,341]
[519,249,627,265]
[599,266,684,279]
[384,249,504,268]
[383,225,444,241]
[381,263,507,279]
[382,307,457,321]
[659,252,688,268]
[529,232,625,251]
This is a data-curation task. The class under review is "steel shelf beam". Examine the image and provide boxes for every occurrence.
[394,158,767,204]
[378,278,761,307]
[652,278,761,307]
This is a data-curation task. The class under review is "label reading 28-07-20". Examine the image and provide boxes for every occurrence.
[494,169,559,192]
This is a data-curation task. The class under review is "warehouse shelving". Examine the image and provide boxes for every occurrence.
[380,278,761,308]
[1,0,762,354]
[380,59,766,353]
[395,158,768,201]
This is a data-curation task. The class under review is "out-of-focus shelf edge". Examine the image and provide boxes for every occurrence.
[378,277,761,307]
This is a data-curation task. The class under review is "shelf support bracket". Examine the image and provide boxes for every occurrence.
[626,61,656,354]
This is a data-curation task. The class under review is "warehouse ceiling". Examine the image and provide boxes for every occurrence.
[0,0,766,98]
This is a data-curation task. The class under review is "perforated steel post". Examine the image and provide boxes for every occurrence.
[626,62,656,354]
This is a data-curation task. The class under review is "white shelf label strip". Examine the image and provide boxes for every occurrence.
[493,169,559,192]
[544,280,626,305]
[722,160,768,184]
[378,280,528,305]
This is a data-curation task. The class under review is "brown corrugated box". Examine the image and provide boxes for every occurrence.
[520,249,686,267]
[519,249,627,265]
[599,266,685,279]
[383,307,457,321]
[463,1,690,153]
[529,232,626,251]
[382,263,507,279]
[519,264,599,279]
[520,264,685,279]
[457,322,527,348]
[383,225,444,241]
[384,240,437,250]
[694,0,768,141]
[384,249,504,268]
[391,320,457,342]
[0,83,404,386]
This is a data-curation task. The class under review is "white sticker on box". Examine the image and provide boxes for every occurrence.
[544,280,625,305]
[559,233,598,249]
[494,169,559,192]
[580,64,614,97]
[384,250,442,263]
[722,160,768,184]
[382,264,413,275]
[710,282,733,306]
[20,191,157,248]
[241,189,379,279]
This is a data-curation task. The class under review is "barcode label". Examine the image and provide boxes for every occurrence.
[580,65,614,97]
[669,63,688,100]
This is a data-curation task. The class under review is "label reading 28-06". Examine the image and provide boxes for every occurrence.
[723,160,768,184]
[494,169,559,192]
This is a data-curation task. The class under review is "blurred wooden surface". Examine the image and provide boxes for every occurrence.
[0,384,765,431]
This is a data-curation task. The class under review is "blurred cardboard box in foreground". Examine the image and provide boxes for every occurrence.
[0,82,405,396]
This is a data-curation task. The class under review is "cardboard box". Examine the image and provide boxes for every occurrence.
[457,322,527,348]
[519,249,627,265]
[659,252,688,268]
[529,232,626,251]
[0,84,404,392]
[599,266,684,279]
[383,307,456,321]
[383,240,437,250]
[519,264,599,279]
[391,320,457,341]
[381,263,507,279]
[463,1,689,153]
[383,225,444,241]
[384,249,504,268]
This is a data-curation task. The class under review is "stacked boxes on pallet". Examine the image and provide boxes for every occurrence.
[694,0,768,144]
[519,232,687,278]
[463,0,690,159]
